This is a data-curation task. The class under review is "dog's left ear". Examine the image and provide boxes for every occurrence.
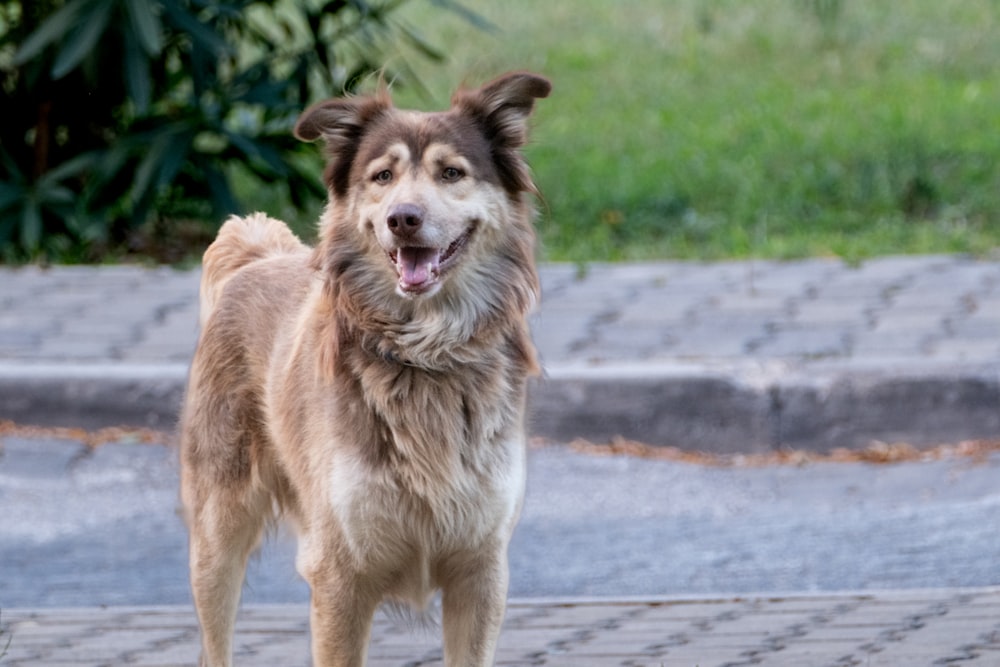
[452,72,551,193]
[452,71,551,149]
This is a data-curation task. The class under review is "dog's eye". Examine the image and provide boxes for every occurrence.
[373,170,393,184]
[441,167,464,182]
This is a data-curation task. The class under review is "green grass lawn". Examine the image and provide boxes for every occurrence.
[266,0,1000,262]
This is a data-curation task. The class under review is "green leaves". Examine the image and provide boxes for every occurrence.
[2,0,478,261]
[0,148,97,256]
[124,0,163,55]
[51,0,114,78]
[15,0,117,79]
[13,1,87,67]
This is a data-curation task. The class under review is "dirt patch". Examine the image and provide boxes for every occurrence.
[0,420,170,449]
[563,435,1000,467]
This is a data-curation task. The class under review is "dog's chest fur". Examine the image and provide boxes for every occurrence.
[324,363,526,582]
[269,283,531,570]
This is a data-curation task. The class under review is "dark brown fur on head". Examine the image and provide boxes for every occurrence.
[295,72,551,198]
[294,89,392,199]
[449,72,552,194]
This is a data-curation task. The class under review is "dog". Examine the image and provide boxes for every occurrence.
[179,71,551,666]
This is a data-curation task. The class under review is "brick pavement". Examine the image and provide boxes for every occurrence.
[1,255,999,449]
[1,256,998,366]
[532,255,1000,365]
[0,266,199,363]
[5,589,1000,666]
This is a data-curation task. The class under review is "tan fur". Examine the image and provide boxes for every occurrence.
[180,72,550,666]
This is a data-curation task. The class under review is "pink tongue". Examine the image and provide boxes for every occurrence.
[397,247,440,287]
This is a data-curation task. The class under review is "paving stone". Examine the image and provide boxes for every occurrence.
[790,300,867,325]
[6,591,1000,666]
[850,328,933,353]
[752,325,851,358]
[585,326,672,360]
[948,316,1000,337]
[927,339,1000,362]
[618,294,703,325]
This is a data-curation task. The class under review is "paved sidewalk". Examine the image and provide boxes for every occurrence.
[5,588,1000,666]
[2,261,999,664]
[1,255,999,451]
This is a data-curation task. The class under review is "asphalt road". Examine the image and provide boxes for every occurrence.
[2,435,1000,608]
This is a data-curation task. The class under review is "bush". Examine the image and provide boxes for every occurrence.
[0,0,469,262]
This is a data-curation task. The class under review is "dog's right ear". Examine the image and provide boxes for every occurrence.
[294,92,392,197]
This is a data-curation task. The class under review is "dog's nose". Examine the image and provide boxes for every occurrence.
[387,204,425,238]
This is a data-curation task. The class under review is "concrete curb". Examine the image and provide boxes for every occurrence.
[0,363,188,431]
[532,361,1000,452]
[3,360,998,451]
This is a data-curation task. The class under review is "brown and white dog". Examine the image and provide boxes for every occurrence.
[179,72,550,666]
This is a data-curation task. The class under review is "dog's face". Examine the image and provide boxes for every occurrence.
[295,73,551,299]
[352,117,498,297]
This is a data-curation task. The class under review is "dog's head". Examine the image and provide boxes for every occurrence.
[295,72,550,300]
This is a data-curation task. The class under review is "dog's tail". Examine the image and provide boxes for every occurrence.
[199,213,308,327]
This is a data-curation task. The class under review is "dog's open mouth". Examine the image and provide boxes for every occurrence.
[389,226,474,295]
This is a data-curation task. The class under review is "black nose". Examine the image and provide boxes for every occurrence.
[387,204,425,238]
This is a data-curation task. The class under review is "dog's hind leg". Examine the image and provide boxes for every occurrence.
[185,483,269,667]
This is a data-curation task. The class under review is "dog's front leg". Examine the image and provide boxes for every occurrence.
[307,577,379,666]
[298,537,378,667]
[441,551,510,667]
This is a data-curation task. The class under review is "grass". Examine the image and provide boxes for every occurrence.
[250,0,1000,263]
